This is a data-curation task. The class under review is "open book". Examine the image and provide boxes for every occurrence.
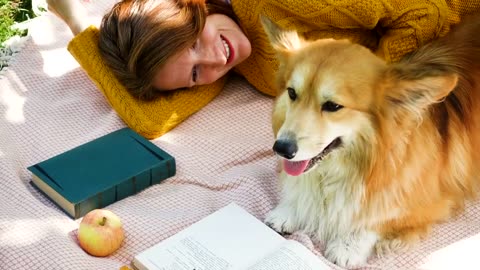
[132,203,331,270]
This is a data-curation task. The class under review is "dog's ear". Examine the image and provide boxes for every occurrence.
[384,58,458,117]
[260,16,302,53]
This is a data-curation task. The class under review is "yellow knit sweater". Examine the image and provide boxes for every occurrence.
[68,0,480,139]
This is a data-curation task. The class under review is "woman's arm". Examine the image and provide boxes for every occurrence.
[299,0,448,62]
[46,0,91,35]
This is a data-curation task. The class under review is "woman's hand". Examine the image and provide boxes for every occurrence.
[46,0,90,35]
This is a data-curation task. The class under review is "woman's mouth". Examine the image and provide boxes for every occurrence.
[221,35,234,64]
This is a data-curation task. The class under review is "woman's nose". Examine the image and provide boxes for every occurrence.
[199,46,227,66]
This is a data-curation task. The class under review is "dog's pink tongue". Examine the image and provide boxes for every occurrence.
[283,160,310,176]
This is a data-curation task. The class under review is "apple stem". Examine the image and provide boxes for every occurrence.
[100,216,107,226]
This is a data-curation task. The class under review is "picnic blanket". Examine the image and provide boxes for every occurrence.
[1,1,479,269]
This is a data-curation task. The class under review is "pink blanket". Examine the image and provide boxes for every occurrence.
[1,1,479,269]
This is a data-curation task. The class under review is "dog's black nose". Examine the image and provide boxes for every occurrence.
[273,140,297,159]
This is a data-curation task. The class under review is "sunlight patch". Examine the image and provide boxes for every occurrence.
[0,217,77,247]
[40,49,78,77]
[0,72,26,123]
[420,233,480,270]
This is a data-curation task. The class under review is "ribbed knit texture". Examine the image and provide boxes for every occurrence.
[67,0,480,138]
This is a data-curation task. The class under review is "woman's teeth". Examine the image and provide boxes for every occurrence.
[222,38,231,61]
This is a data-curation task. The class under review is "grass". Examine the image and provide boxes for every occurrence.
[0,0,37,47]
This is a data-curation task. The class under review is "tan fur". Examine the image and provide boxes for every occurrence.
[261,14,480,267]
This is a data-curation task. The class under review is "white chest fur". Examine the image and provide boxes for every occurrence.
[278,164,365,242]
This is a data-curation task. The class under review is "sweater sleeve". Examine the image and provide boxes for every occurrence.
[371,1,448,62]
[67,26,226,139]
[270,0,448,62]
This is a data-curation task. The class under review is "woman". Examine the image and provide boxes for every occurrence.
[47,0,480,139]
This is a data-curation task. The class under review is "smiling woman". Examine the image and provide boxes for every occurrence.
[98,0,248,100]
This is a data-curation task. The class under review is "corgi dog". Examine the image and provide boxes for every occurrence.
[261,15,480,268]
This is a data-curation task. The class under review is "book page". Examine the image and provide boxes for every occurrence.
[133,203,286,270]
[247,240,330,270]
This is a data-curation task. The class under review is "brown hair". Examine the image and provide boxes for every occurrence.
[98,0,237,101]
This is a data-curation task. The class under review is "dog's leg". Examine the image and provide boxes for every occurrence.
[265,172,304,234]
[264,199,298,234]
[324,229,378,268]
[375,224,431,256]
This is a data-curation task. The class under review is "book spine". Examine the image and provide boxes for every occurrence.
[151,158,176,184]
[75,158,176,218]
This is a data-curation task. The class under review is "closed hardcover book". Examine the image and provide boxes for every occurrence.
[27,128,176,219]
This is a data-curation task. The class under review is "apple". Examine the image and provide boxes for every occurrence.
[78,209,125,257]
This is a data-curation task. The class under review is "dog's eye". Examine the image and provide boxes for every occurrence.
[287,87,296,100]
[322,101,343,112]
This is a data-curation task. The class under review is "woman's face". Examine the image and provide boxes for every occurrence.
[152,13,251,90]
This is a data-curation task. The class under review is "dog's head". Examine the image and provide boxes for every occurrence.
[261,16,458,177]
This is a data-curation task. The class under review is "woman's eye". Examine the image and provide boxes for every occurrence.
[192,66,198,83]
[191,40,199,83]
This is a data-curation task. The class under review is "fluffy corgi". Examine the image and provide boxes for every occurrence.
[261,15,480,268]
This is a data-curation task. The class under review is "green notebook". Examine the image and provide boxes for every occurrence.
[28,128,176,219]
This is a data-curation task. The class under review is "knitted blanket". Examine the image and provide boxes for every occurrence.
[1,1,479,270]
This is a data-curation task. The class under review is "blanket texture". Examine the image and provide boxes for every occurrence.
[1,1,480,270]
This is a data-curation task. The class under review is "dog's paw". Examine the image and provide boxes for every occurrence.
[325,232,377,268]
[375,238,409,257]
[264,206,296,234]
[325,241,369,268]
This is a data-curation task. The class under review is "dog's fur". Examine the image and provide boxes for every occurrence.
[261,14,480,267]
